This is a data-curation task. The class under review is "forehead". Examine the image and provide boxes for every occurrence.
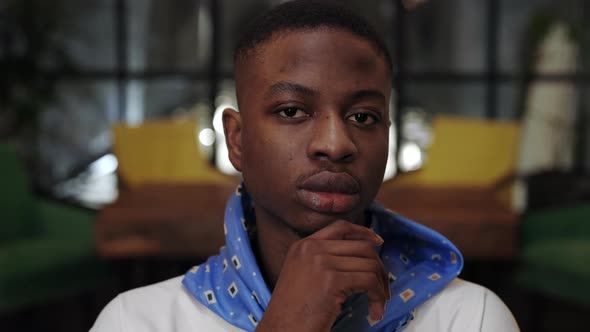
[269,28,385,71]
[235,28,391,97]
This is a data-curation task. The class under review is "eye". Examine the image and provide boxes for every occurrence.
[348,112,378,125]
[278,107,308,119]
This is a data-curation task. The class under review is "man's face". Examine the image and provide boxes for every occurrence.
[225,28,391,235]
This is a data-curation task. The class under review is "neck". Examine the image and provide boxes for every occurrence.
[253,210,302,289]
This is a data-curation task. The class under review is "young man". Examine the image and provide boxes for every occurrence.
[91,1,519,331]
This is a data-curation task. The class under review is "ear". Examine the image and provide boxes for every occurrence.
[222,108,243,172]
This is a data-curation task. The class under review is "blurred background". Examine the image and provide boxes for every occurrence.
[1,0,589,331]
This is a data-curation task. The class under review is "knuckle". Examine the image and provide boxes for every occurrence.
[297,239,319,256]
[333,220,349,227]
[369,260,380,271]
[332,220,353,232]
[375,273,385,287]
[286,242,299,256]
[286,242,304,260]
[290,239,314,258]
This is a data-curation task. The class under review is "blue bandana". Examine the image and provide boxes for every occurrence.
[183,185,463,331]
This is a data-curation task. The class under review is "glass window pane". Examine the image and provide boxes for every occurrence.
[220,0,274,73]
[404,82,486,118]
[580,84,590,171]
[127,0,210,71]
[219,0,395,73]
[340,0,395,59]
[499,0,584,73]
[579,4,590,74]
[125,79,208,123]
[404,0,485,72]
[37,80,117,186]
[497,83,523,121]
[25,0,116,70]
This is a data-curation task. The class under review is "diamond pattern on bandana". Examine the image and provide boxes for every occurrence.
[399,253,410,265]
[248,313,258,326]
[204,290,216,304]
[228,282,238,298]
[399,289,416,303]
[388,272,397,283]
[183,184,463,332]
[231,255,242,270]
[428,273,442,281]
[252,291,261,305]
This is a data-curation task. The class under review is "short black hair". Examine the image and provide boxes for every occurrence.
[234,0,393,73]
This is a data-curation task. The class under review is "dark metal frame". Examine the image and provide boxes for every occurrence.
[16,0,587,116]
[6,0,588,172]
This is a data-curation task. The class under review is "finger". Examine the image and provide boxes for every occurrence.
[319,240,380,258]
[337,271,388,321]
[309,220,383,244]
[296,239,390,300]
[310,238,390,300]
[324,255,389,301]
[325,256,385,283]
[369,300,386,323]
[378,257,391,300]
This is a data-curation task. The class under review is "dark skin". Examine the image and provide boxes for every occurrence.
[223,28,392,331]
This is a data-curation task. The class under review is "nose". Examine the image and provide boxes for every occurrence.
[307,111,357,163]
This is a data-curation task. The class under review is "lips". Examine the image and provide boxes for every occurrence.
[299,171,360,194]
[296,171,361,213]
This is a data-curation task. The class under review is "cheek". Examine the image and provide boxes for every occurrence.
[241,126,299,185]
[240,127,304,214]
[358,132,389,180]
[244,124,300,159]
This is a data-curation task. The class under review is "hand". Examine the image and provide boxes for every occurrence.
[256,220,390,332]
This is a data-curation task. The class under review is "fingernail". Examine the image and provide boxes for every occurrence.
[371,313,383,322]
[374,233,384,244]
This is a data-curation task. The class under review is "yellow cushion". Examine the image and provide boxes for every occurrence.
[113,120,231,186]
[394,115,520,187]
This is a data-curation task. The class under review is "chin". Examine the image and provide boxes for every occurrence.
[294,211,361,237]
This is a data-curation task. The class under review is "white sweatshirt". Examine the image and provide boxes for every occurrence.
[91,275,520,332]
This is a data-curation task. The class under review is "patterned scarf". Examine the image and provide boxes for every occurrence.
[183,185,463,331]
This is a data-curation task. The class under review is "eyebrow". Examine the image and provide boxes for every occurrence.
[265,81,386,104]
[265,81,317,98]
[350,89,386,103]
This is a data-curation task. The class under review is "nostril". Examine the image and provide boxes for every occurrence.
[314,151,330,159]
[312,149,354,163]
[341,153,354,163]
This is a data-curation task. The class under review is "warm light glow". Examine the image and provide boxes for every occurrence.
[213,104,231,134]
[398,142,423,172]
[89,154,119,177]
[212,103,239,175]
[198,128,216,146]
[383,124,397,181]
[382,89,397,181]
[215,135,239,175]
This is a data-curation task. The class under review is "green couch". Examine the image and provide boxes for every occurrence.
[515,203,590,306]
[0,144,113,313]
